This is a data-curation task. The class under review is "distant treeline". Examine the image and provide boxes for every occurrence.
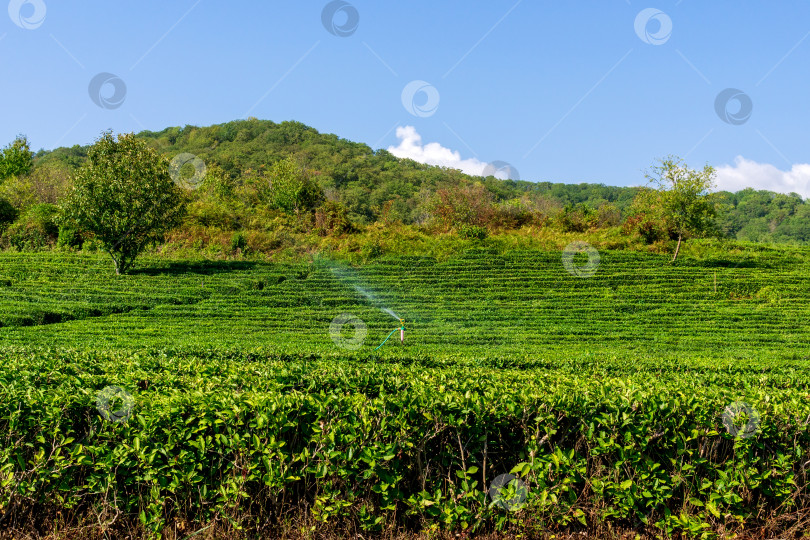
[6,118,808,247]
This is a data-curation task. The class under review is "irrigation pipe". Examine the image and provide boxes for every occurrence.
[374,319,405,350]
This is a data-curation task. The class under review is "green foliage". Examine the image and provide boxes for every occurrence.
[230,231,247,253]
[0,246,806,535]
[0,175,39,212]
[623,187,669,244]
[56,226,83,250]
[555,202,598,232]
[27,119,810,246]
[457,224,489,239]
[0,164,72,213]
[197,162,236,202]
[431,182,495,230]
[60,132,186,274]
[0,135,33,181]
[3,203,59,251]
[645,156,719,260]
[491,197,535,229]
[186,200,242,230]
[267,156,323,214]
[0,197,18,229]
[0,348,806,537]
[313,200,355,236]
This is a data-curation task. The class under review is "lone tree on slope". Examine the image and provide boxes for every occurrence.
[61,132,186,274]
[646,156,718,262]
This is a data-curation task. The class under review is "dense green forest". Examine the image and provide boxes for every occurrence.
[1,118,808,259]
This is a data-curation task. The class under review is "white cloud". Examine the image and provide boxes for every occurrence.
[715,157,810,199]
[387,126,489,177]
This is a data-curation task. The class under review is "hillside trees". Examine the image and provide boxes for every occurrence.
[12,119,810,246]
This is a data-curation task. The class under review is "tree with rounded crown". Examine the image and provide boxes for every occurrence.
[645,156,718,262]
[268,156,323,215]
[0,135,34,181]
[61,132,186,274]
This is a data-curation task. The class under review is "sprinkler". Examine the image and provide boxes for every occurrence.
[374,318,406,351]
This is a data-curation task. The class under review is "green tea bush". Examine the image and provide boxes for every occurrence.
[0,247,807,537]
[0,350,807,538]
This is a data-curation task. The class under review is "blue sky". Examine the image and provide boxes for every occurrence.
[2,1,809,196]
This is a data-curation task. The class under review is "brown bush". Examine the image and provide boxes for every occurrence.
[431,182,495,230]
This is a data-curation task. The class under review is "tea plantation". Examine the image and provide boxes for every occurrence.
[0,245,808,538]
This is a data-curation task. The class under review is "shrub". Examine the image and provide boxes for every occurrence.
[267,230,295,251]
[186,200,242,230]
[0,197,17,230]
[596,203,622,228]
[56,226,83,250]
[755,285,781,304]
[457,224,489,240]
[0,176,37,212]
[4,203,59,251]
[313,200,355,236]
[623,214,666,244]
[230,232,248,253]
[431,182,495,231]
[491,198,533,230]
[267,157,323,214]
[555,203,597,232]
[81,237,103,252]
[361,241,383,259]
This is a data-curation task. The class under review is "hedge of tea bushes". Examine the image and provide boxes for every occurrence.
[0,348,807,537]
[0,249,808,366]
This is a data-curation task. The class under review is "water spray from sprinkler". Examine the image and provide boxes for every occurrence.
[322,259,407,350]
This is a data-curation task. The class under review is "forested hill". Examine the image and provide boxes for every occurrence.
[33,118,810,244]
[35,119,639,220]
